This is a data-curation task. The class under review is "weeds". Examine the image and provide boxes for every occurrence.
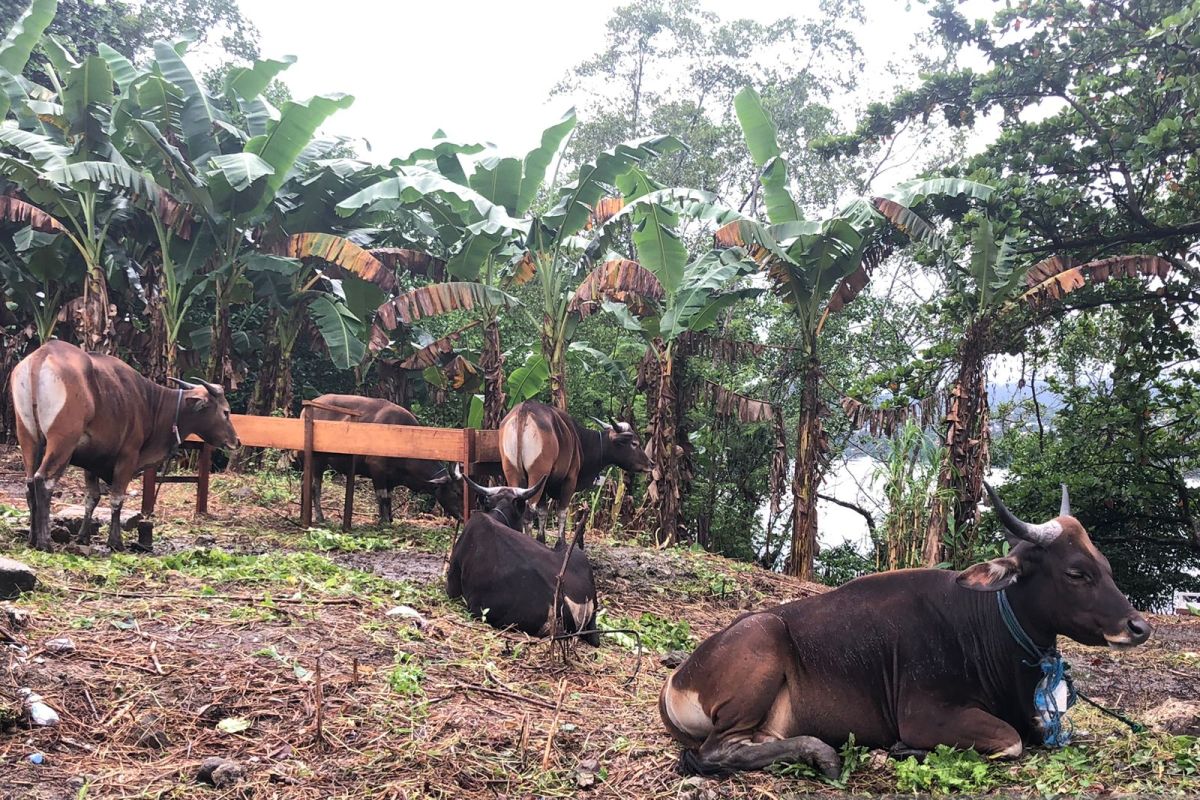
[894,746,998,794]
[387,651,424,696]
[299,527,398,552]
[597,610,692,653]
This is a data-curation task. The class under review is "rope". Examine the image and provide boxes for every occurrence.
[996,590,1077,746]
[1077,690,1147,734]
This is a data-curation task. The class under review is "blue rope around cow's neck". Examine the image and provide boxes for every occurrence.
[996,590,1077,747]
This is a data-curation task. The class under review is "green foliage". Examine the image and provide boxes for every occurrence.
[597,610,693,653]
[769,734,869,788]
[386,651,424,696]
[893,746,998,795]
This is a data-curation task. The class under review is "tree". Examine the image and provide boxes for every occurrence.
[556,0,867,209]
[720,87,886,580]
[816,0,1200,261]
[871,180,1175,566]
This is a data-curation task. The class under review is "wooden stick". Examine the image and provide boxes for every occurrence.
[541,678,568,771]
[450,681,575,714]
[300,406,315,528]
[313,654,326,745]
[342,455,357,532]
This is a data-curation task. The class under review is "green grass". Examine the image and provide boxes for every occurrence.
[386,651,424,696]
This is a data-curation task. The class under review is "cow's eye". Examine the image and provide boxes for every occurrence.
[1065,568,1088,581]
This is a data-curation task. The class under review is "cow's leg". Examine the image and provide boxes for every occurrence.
[312,462,326,524]
[374,478,392,525]
[78,471,101,545]
[105,464,137,553]
[683,732,840,779]
[29,441,75,552]
[898,704,1023,759]
[536,504,549,544]
[554,506,569,549]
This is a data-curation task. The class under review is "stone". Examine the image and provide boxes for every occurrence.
[197,757,245,788]
[131,713,172,750]
[1145,698,1200,736]
[0,558,36,600]
[52,504,142,534]
[44,637,76,655]
[385,605,429,629]
[575,758,600,789]
[660,650,688,668]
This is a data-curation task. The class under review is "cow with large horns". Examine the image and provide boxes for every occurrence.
[306,394,461,525]
[499,401,652,545]
[659,482,1152,778]
[10,341,240,552]
[447,467,600,644]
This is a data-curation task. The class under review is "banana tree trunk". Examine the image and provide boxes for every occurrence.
[482,317,507,428]
[77,265,114,354]
[207,286,233,388]
[923,324,990,567]
[248,307,301,417]
[543,316,568,411]
[647,339,680,547]
[787,342,827,580]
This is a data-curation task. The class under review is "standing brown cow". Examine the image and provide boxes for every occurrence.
[307,394,461,525]
[11,340,240,552]
[499,401,651,545]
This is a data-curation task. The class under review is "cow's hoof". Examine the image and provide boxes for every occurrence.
[888,743,928,762]
[130,541,153,555]
[816,752,842,780]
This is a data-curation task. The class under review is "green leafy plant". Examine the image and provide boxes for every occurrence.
[597,610,692,653]
[387,651,424,696]
[894,746,997,795]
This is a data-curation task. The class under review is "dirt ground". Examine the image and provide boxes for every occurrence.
[0,446,1197,799]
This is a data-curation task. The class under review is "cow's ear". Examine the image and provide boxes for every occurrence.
[185,394,210,411]
[956,556,1020,592]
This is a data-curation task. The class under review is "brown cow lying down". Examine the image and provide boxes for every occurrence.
[11,340,240,552]
[446,469,600,645]
[306,394,461,525]
[660,483,1153,777]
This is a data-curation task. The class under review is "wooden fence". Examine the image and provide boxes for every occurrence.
[138,404,501,544]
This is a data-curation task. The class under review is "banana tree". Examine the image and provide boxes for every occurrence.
[580,245,760,544]
[0,27,189,354]
[129,41,354,386]
[337,120,569,422]
[719,86,886,580]
[872,183,1174,566]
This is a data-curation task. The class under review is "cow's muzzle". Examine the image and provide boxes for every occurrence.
[1104,613,1153,649]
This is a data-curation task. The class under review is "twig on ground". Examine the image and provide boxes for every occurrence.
[541,678,569,771]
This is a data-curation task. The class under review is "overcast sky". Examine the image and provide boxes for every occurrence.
[234,0,997,163]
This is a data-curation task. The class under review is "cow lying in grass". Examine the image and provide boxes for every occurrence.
[660,483,1152,777]
[446,469,600,645]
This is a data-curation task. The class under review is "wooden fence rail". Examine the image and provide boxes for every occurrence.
[138,407,501,546]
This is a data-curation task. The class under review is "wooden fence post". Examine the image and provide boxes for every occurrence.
[300,405,315,528]
[342,454,357,532]
[138,468,156,551]
[196,444,212,515]
[461,429,476,523]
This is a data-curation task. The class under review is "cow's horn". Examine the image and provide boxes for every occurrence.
[195,378,224,396]
[590,416,612,430]
[983,482,1062,546]
[514,472,549,501]
[1060,484,1071,517]
[167,377,199,389]
[452,464,503,497]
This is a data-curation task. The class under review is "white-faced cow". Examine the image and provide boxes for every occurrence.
[499,400,651,545]
[11,340,240,552]
[659,483,1152,778]
[307,394,461,525]
[446,468,600,645]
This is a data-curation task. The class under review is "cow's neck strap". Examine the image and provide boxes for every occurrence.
[597,429,605,463]
[488,504,515,530]
[996,590,1047,661]
[997,589,1077,747]
[163,389,184,463]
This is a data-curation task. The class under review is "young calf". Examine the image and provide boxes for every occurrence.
[660,483,1152,778]
[446,470,600,645]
